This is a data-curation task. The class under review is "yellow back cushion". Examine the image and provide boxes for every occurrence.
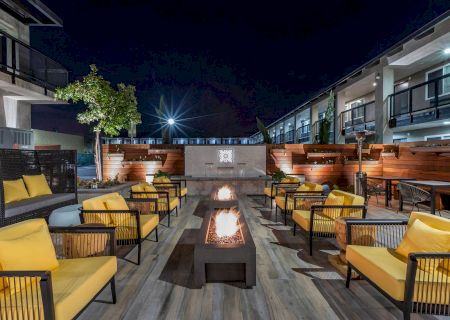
[82,192,120,210]
[323,193,344,219]
[331,190,364,206]
[297,184,309,192]
[22,174,52,197]
[408,211,450,232]
[396,219,450,271]
[2,179,30,204]
[304,182,323,191]
[106,197,131,226]
[0,224,59,271]
[154,176,171,183]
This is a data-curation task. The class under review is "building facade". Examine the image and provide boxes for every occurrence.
[252,11,450,144]
[0,0,68,149]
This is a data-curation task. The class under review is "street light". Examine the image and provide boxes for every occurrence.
[167,118,175,125]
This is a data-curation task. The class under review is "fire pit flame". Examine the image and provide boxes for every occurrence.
[215,210,239,238]
[215,185,234,201]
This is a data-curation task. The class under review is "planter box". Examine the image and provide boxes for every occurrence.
[78,182,138,203]
[121,160,163,166]
[409,146,450,156]
[380,152,397,158]
[307,152,341,159]
[344,160,379,165]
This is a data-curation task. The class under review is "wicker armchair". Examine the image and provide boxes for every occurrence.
[81,197,159,265]
[292,190,367,255]
[398,183,432,213]
[0,149,77,226]
[0,222,116,320]
[345,212,450,320]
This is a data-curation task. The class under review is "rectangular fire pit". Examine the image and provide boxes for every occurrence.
[194,208,256,287]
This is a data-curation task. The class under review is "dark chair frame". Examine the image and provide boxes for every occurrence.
[264,182,300,209]
[0,149,77,226]
[80,198,158,265]
[345,219,450,320]
[275,188,324,225]
[0,226,116,320]
[130,188,178,227]
[152,180,188,207]
[292,195,367,255]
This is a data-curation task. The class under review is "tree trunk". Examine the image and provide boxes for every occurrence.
[94,131,102,181]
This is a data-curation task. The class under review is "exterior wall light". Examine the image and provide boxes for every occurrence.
[444,48,450,55]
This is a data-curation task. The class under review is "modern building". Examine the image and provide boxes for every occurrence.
[251,10,450,144]
[0,0,68,149]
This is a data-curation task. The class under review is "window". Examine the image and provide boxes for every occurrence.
[425,134,450,141]
[344,99,364,123]
[393,137,407,143]
[426,64,450,99]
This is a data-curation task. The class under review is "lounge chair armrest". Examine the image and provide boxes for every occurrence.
[0,270,54,319]
[126,198,158,215]
[293,195,327,210]
[50,225,117,257]
[404,253,450,308]
[346,219,408,248]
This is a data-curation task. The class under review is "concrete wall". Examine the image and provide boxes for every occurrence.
[0,9,29,43]
[184,145,266,177]
[393,126,450,142]
[33,129,85,151]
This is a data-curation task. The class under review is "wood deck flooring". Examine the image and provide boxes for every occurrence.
[79,196,443,320]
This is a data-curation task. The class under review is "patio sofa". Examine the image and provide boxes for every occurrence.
[345,211,450,320]
[275,182,324,225]
[0,219,117,320]
[0,149,77,226]
[130,182,179,227]
[81,192,159,265]
[292,189,366,255]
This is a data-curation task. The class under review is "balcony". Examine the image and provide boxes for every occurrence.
[388,73,450,128]
[339,101,375,136]
[312,119,335,143]
[0,127,33,149]
[102,137,256,145]
[284,129,294,143]
[0,32,68,92]
[296,124,310,143]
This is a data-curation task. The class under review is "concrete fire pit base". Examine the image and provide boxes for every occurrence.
[194,208,256,288]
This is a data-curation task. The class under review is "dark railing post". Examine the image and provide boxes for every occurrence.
[408,89,413,123]
[11,38,16,84]
[434,79,439,118]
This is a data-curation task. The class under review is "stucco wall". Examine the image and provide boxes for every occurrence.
[33,129,86,151]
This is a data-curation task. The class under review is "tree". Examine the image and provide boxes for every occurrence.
[318,90,335,144]
[155,95,171,144]
[55,64,141,181]
[256,117,273,144]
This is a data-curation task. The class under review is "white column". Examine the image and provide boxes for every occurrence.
[374,64,394,143]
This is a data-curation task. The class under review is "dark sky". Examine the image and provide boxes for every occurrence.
[31,0,450,138]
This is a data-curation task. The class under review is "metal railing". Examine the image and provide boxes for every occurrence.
[0,127,33,149]
[102,137,257,145]
[296,124,310,143]
[339,101,375,134]
[388,73,450,127]
[0,32,68,92]
[284,130,294,143]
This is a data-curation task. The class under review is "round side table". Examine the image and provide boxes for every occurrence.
[49,204,82,227]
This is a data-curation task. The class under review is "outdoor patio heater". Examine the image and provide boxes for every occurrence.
[351,130,375,197]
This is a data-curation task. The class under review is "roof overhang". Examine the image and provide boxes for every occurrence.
[0,0,62,26]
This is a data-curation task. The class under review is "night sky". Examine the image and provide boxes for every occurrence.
[31,0,450,138]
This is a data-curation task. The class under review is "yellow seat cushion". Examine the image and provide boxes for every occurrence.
[115,214,159,240]
[275,196,295,211]
[346,245,450,304]
[22,174,52,197]
[395,219,450,271]
[2,179,30,204]
[180,187,188,197]
[0,224,59,271]
[140,214,159,238]
[264,187,276,197]
[292,209,335,233]
[322,193,344,219]
[157,197,179,211]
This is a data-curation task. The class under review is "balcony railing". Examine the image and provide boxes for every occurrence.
[284,130,294,143]
[296,124,310,143]
[0,127,33,149]
[102,137,256,145]
[388,73,450,128]
[0,32,68,92]
[339,101,375,135]
[312,119,335,143]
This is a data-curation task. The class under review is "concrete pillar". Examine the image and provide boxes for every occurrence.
[2,97,31,129]
[336,91,346,144]
[374,64,394,143]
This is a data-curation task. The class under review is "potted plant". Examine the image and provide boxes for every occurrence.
[318,91,334,144]
[271,169,286,182]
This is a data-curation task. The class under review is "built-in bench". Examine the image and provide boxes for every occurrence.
[0,149,77,226]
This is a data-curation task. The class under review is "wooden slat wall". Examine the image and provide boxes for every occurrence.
[102,144,184,181]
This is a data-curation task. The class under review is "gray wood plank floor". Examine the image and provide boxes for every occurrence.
[79,196,441,320]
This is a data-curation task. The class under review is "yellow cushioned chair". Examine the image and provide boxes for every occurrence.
[0,219,117,320]
[153,176,188,207]
[345,211,450,320]
[292,189,366,255]
[275,182,323,225]
[264,176,302,209]
[82,192,159,265]
[130,182,179,228]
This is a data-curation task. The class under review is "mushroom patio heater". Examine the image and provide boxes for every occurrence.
[351,130,375,197]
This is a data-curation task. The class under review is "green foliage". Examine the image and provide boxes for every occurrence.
[272,169,286,182]
[55,65,141,136]
[154,170,169,178]
[318,90,335,144]
[155,95,171,144]
[256,117,272,144]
